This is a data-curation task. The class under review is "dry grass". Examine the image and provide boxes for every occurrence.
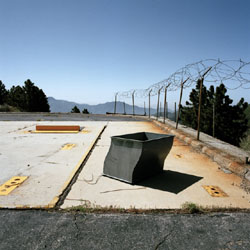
[0,104,20,112]
[240,129,250,152]
[63,201,250,215]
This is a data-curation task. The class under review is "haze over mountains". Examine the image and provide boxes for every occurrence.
[48,97,156,115]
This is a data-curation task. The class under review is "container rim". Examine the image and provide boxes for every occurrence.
[111,132,175,143]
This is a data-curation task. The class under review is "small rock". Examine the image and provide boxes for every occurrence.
[245,170,250,182]
[220,168,232,174]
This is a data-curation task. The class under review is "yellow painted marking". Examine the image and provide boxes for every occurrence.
[203,185,228,197]
[61,144,76,150]
[21,131,31,134]
[0,176,28,196]
[81,130,91,134]
[30,130,79,134]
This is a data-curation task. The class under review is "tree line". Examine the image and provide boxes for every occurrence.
[0,79,50,112]
[180,81,249,147]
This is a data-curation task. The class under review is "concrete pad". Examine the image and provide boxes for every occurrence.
[0,121,106,208]
[62,121,250,209]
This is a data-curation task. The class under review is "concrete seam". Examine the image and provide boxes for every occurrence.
[51,125,107,209]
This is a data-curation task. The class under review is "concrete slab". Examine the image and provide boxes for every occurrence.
[62,121,250,209]
[0,121,106,208]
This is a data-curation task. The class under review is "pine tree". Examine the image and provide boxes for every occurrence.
[181,79,212,134]
[0,81,8,105]
[82,108,89,114]
[180,82,248,146]
[71,106,80,113]
[23,79,50,112]
[7,80,50,112]
[8,85,26,110]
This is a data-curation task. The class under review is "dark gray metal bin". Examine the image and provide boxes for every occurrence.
[103,132,174,184]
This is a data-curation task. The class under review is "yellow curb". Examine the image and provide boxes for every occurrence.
[47,125,106,209]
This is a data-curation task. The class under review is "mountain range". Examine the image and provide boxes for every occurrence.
[48,97,156,115]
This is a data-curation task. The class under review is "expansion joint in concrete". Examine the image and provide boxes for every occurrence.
[54,125,107,209]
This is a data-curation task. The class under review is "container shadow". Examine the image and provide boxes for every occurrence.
[138,170,203,194]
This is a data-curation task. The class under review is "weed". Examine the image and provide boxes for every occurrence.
[181,202,204,214]
[240,129,250,152]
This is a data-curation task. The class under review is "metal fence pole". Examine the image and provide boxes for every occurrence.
[197,67,212,140]
[213,102,215,137]
[176,78,189,129]
[148,90,152,119]
[197,77,203,140]
[174,102,176,123]
[163,83,170,124]
[166,101,168,118]
[124,101,126,115]
[157,87,163,120]
[114,93,118,114]
[132,91,135,116]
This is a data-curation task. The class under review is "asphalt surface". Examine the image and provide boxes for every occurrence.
[0,210,250,250]
[0,112,145,121]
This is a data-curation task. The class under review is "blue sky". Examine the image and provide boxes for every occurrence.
[0,0,249,109]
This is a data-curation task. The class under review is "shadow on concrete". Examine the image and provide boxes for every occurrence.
[138,170,203,194]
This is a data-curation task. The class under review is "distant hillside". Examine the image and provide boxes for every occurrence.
[48,97,156,115]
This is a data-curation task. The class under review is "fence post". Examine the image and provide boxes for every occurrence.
[114,93,118,114]
[160,102,162,118]
[166,101,168,118]
[213,102,215,137]
[163,83,170,123]
[174,102,176,123]
[132,91,135,116]
[124,102,126,115]
[197,78,203,140]
[148,89,152,119]
[176,78,189,129]
[197,67,212,140]
[157,87,163,120]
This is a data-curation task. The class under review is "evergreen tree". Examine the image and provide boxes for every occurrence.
[71,105,80,113]
[37,88,50,112]
[0,81,9,105]
[23,79,50,112]
[6,79,50,112]
[8,85,26,110]
[82,108,89,114]
[181,79,213,134]
[180,82,248,146]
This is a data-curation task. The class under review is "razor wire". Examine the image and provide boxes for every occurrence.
[117,59,250,98]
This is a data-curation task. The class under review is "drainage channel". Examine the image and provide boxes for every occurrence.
[54,125,107,209]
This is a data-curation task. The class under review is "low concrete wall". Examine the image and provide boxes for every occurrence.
[150,118,250,191]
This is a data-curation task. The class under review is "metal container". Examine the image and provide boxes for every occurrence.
[103,132,174,184]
